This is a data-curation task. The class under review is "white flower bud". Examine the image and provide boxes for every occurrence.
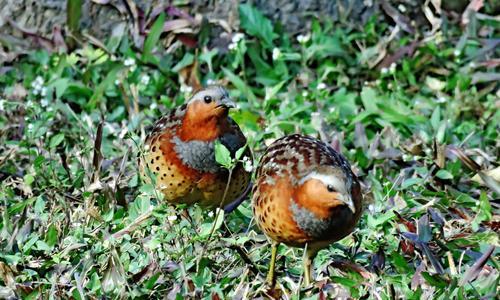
[272,48,281,61]
[317,82,327,90]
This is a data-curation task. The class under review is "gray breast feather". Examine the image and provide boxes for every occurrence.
[290,201,331,238]
[290,200,354,239]
[172,136,220,173]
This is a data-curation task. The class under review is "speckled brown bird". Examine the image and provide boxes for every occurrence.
[140,86,252,212]
[252,134,363,286]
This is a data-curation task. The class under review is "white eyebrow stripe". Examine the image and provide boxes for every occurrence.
[299,171,346,193]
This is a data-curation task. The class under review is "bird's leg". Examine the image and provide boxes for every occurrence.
[266,242,279,287]
[303,246,318,286]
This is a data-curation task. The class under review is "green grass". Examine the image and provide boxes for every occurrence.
[0,3,499,299]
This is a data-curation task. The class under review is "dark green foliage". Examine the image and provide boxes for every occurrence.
[0,3,498,299]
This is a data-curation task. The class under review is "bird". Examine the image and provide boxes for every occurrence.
[252,134,363,286]
[140,85,252,212]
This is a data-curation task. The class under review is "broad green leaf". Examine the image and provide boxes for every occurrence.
[431,106,441,130]
[436,121,447,144]
[23,235,39,253]
[49,133,65,149]
[239,4,276,48]
[198,49,218,71]
[235,144,247,161]
[401,177,423,189]
[360,87,379,113]
[472,191,492,231]
[421,272,447,288]
[67,0,82,34]
[172,53,194,73]
[214,140,232,168]
[35,240,52,252]
[436,170,453,180]
[199,209,224,237]
[24,174,34,186]
[45,224,58,247]
[143,12,165,59]
[50,78,70,99]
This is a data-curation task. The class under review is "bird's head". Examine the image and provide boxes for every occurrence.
[187,85,235,117]
[295,165,355,214]
[180,85,236,141]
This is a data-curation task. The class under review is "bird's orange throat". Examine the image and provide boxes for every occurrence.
[293,179,345,219]
[178,102,228,141]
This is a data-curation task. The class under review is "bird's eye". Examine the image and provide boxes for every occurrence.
[327,185,335,192]
[204,95,212,103]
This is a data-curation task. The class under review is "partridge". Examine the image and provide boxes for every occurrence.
[140,86,252,212]
[252,134,363,286]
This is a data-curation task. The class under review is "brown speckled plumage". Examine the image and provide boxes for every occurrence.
[140,86,252,211]
[252,134,363,285]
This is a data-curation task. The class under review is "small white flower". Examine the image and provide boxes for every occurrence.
[31,76,45,96]
[398,4,406,13]
[40,99,49,107]
[232,33,244,43]
[35,76,44,85]
[368,204,375,213]
[27,123,34,131]
[140,74,150,85]
[381,67,389,75]
[436,96,447,103]
[296,34,311,44]
[115,79,120,86]
[180,85,193,94]
[453,49,461,57]
[0,99,4,111]
[167,215,178,222]
[389,62,397,74]
[228,43,237,51]
[124,57,136,66]
[272,48,281,61]
[302,91,308,97]
[243,157,253,172]
[207,211,214,218]
[149,102,157,110]
[40,87,47,97]
[206,78,216,85]
[317,82,327,90]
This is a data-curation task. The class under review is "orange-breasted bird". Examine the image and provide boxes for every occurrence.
[140,86,252,212]
[252,134,363,286]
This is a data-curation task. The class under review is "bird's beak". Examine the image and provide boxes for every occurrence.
[217,97,236,109]
[338,194,355,214]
